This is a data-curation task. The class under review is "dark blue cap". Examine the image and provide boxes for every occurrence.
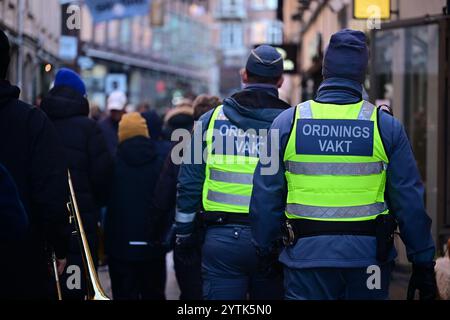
[323,29,368,83]
[246,45,284,78]
[54,68,86,96]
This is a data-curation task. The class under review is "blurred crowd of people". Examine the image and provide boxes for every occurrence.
[1,26,221,300]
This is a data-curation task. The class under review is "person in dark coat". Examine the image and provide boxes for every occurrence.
[99,91,127,156]
[0,163,30,297]
[105,112,165,300]
[0,29,70,299]
[0,163,29,242]
[152,95,221,300]
[141,110,172,160]
[41,68,113,299]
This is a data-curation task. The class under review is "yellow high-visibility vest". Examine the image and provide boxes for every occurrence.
[284,100,389,221]
[202,106,259,214]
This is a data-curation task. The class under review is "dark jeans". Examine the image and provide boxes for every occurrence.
[202,225,284,300]
[109,256,166,300]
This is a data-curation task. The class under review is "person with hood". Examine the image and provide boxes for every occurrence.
[0,29,70,299]
[40,68,113,299]
[153,95,221,300]
[162,99,195,140]
[141,109,172,160]
[0,163,29,242]
[250,29,436,300]
[175,45,290,300]
[100,90,127,156]
[105,113,165,300]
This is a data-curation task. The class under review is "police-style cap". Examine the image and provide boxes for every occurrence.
[246,45,284,78]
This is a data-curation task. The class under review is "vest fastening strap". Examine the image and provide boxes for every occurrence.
[207,190,251,207]
[210,169,254,185]
[299,101,313,119]
[285,161,385,176]
[358,101,375,120]
[286,202,387,219]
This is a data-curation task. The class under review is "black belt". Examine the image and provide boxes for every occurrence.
[284,219,377,245]
[202,211,250,226]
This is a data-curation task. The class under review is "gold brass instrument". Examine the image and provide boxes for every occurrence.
[67,170,110,300]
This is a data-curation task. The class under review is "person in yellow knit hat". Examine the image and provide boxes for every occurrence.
[118,112,150,144]
[105,112,167,300]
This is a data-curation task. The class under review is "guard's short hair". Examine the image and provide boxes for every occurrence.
[0,30,10,79]
[246,69,282,86]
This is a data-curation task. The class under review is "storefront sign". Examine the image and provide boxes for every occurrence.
[85,0,151,23]
[353,0,391,20]
[59,36,78,61]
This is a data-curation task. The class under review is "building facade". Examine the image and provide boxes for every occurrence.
[0,0,62,103]
[213,0,283,96]
[78,0,218,110]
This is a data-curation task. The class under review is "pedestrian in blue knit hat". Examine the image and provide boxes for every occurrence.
[40,66,113,300]
[54,68,86,97]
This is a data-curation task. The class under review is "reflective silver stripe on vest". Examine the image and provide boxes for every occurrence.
[298,101,312,119]
[286,202,387,219]
[358,101,375,120]
[207,190,251,207]
[285,161,385,176]
[216,105,228,120]
[210,169,254,185]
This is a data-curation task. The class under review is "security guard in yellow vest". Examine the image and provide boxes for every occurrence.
[175,45,290,300]
[250,30,436,300]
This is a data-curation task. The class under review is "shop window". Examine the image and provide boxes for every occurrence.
[119,18,131,47]
[373,23,440,238]
[221,22,244,49]
[251,20,282,45]
[251,0,278,10]
[267,20,283,44]
[217,0,246,18]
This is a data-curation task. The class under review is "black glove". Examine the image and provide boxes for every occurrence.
[161,224,177,253]
[174,234,200,267]
[256,247,283,278]
[407,262,437,300]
